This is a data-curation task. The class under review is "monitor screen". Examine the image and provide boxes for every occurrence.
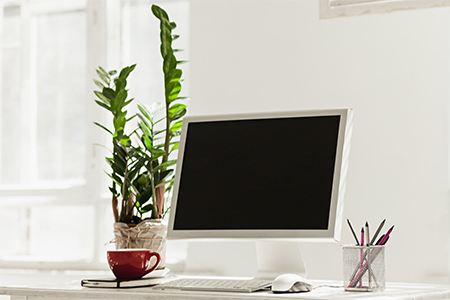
[167,108,353,241]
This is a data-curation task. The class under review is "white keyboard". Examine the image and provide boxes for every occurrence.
[153,278,273,293]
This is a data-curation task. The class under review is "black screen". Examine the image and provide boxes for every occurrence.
[173,115,341,231]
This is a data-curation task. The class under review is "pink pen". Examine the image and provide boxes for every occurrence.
[378,225,394,245]
[359,228,364,287]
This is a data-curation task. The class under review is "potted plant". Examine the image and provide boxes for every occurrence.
[93,4,187,269]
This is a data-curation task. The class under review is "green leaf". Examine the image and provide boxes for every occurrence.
[112,153,127,171]
[94,90,111,105]
[114,143,127,163]
[166,69,182,83]
[167,81,181,96]
[123,98,134,108]
[128,159,145,182]
[160,41,173,60]
[163,54,177,75]
[170,120,183,133]
[111,160,125,176]
[115,77,125,93]
[93,122,113,135]
[108,70,117,76]
[118,64,136,81]
[153,160,177,173]
[103,87,116,101]
[110,89,127,112]
[156,178,174,189]
[168,104,187,121]
[170,131,182,139]
[138,188,153,206]
[140,204,153,213]
[94,100,115,114]
[151,4,169,21]
[143,134,152,150]
[126,114,137,124]
[113,111,127,131]
[170,142,179,152]
[153,129,166,137]
[109,186,117,195]
[154,116,166,126]
[120,136,131,147]
[93,79,104,89]
[106,171,123,187]
[139,119,152,136]
[150,148,166,158]
[98,66,109,76]
[96,67,110,85]
[137,173,150,186]
[160,169,174,182]
[137,104,153,123]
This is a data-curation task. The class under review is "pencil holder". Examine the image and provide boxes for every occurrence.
[342,245,385,292]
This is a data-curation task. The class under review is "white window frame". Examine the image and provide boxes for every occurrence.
[0,0,110,270]
[320,0,450,19]
[0,0,189,271]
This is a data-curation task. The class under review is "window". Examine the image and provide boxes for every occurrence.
[320,0,450,19]
[0,0,189,269]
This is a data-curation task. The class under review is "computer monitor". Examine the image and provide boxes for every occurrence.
[167,108,353,279]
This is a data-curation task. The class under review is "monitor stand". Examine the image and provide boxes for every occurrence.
[183,240,306,280]
[254,241,306,280]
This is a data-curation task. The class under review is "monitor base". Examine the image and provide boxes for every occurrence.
[255,241,306,280]
[183,240,306,280]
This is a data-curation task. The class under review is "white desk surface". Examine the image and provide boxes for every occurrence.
[1,270,450,300]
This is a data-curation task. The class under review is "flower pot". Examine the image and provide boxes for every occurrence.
[112,219,167,269]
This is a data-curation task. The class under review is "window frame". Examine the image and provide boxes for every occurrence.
[0,0,108,270]
[319,0,450,19]
[0,0,189,271]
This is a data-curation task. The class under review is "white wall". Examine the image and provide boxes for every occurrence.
[189,0,450,284]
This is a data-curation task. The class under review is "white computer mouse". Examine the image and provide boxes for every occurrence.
[271,273,313,293]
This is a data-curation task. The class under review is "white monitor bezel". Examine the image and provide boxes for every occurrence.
[167,108,353,242]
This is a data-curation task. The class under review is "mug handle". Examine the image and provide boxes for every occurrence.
[143,251,161,276]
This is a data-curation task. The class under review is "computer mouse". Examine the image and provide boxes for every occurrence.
[271,273,313,293]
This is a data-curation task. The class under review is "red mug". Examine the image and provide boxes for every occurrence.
[107,249,161,280]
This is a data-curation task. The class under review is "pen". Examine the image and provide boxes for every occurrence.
[370,219,386,245]
[359,228,364,288]
[375,234,385,245]
[365,222,370,246]
[347,219,360,245]
[360,227,364,246]
[378,225,394,245]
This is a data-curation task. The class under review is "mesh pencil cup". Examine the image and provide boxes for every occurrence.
[342,245,385,292]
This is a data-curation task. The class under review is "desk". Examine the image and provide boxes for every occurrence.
[0,270,450,300]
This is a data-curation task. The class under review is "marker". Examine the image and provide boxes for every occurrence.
[370,219,386,245]
[347,219,360,245]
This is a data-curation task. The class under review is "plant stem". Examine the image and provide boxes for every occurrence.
[163,97,170,167]
[122,152,129,219]
[149,158,158,218]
